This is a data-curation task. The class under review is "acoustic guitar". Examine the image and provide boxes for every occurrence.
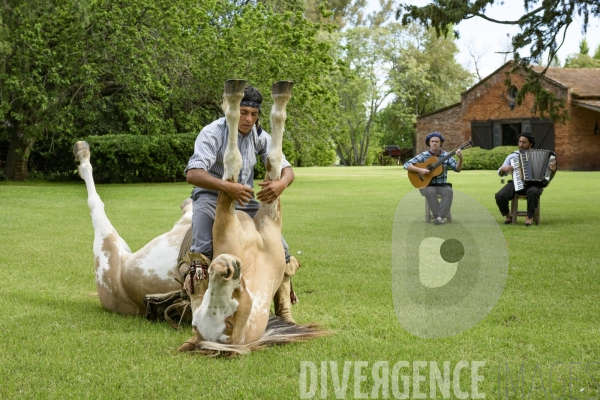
[407,141,473,189]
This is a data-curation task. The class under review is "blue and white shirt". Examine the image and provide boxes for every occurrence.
[185,117,291,188]
[403,150,459,186]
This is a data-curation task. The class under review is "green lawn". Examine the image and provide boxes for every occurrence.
[1,167,598,399]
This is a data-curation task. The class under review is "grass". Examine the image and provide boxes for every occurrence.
[1,167,599,399]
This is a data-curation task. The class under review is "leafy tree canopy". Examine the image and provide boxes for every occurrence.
[564,38,600,67]
[330,22,471,165]
[0,0,338,180]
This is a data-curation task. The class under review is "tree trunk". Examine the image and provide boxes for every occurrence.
[5,122,35,181]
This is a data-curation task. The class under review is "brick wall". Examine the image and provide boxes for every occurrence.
[561,105,600,170]
[416,104,466,153]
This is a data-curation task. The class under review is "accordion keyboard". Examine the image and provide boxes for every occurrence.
[510,158,524,191]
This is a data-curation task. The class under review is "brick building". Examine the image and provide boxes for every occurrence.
[416,62,600,170]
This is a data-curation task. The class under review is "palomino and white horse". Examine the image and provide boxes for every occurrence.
[74,80,325,355]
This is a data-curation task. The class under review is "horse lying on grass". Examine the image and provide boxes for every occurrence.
[74,79,327,355]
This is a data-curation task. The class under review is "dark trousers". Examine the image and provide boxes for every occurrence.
[495,182,543,218]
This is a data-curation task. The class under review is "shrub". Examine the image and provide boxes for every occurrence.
[462,146,517,170]
[30,133,197,183]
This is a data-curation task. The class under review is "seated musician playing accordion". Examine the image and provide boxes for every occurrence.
[495,132,557,227]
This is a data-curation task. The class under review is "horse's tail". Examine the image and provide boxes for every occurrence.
[178,316,331,357]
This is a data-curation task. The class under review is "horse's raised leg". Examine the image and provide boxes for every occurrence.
[222,79,247,183]
[213,79,248,249]
[74,141,185,316]
[73,141,140,314]
[262,81,298,323]
[266,80,294,182]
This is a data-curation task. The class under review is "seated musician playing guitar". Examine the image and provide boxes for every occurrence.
[404,132,463,225]
[495,132,557,227]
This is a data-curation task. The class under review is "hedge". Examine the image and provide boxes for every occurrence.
[461,146,517,170]
[27,132,277,183]
[30,133,197,183]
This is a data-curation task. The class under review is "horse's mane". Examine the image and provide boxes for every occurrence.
[178,316,331,357]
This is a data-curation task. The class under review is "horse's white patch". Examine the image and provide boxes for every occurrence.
[94,253,112,292]
[244,279,274,332]
[192,276,241,343]
[137,236,179,281]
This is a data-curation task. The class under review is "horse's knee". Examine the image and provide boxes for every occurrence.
[181,198,193,214]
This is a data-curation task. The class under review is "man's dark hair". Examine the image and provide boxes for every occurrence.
[519,132,536,147]
[242,86,262,105]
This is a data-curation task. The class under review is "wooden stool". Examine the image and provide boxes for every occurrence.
[425,195,452,223]
[510,195,540,225]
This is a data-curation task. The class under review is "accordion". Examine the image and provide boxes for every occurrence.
[510,149,556,191]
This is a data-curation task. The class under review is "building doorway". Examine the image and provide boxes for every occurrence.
[501,123,520,146]
[492,120,531,147]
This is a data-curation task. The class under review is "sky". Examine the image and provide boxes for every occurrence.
[366,0,600,78]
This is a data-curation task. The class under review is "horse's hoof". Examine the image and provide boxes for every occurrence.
[271,81,294,96]
[73,141,90,161]
[224,79,247,95]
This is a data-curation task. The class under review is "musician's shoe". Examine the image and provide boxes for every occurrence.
[504,220,512,225]
[525,222,532,227]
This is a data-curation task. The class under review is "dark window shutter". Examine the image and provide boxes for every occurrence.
[530,120,555,151]
[471,121,493,149]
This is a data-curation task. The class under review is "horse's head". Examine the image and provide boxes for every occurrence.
[191,254,252,344]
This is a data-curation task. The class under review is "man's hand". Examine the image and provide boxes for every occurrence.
[456,148,463,160]
[549,161,556,171]
[256,180,286,204]
[224,181,255,206]
[502,165,514,175]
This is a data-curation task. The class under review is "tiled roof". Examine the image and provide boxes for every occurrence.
[532,66,600,97]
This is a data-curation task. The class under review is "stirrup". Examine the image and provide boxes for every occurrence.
[144,290,191,328]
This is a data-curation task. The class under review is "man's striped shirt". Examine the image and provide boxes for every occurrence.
[185,117,291,188]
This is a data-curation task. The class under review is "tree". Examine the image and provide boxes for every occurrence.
[330,22,471,164]
[579,38,590,55]
[0,0,218,180]
[206,5,339,167]
[305,0,367,28]
[564,38,600,67]
[396,0,600,123]
[383,24,472,150]
[1,1,339,179]
[331,26,394,166]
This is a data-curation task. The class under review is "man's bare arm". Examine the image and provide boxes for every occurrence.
[186,168,254,206]
[256,166,294,203]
